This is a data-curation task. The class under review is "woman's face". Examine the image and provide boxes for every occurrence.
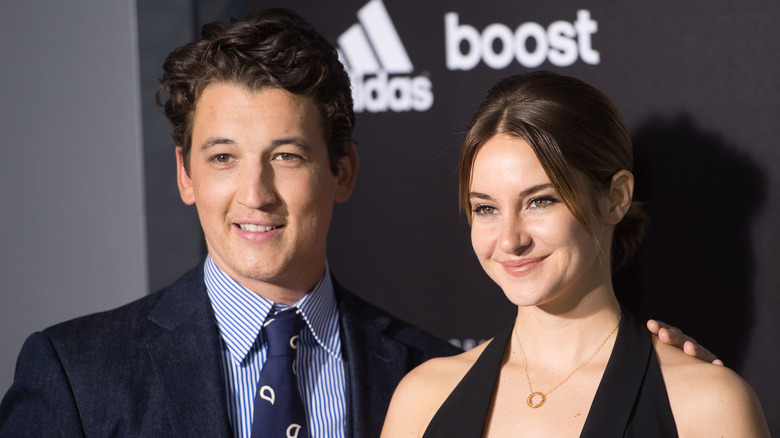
[468,134,612,310]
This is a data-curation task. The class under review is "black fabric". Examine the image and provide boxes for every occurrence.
[423,308,678,437]
[422,321,510,437]
[334,276,462,438]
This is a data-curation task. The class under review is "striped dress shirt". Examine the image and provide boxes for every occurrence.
[204,255,346,438]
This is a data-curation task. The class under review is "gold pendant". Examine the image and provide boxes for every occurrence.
[527,391,546,408]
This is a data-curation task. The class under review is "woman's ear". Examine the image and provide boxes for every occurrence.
[605,170,634,225]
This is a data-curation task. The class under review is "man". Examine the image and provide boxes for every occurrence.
[0,9,716,438]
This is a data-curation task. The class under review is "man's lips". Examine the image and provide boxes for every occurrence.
[236,223,283,232]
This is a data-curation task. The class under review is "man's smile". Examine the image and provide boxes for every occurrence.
[237,223,283,232]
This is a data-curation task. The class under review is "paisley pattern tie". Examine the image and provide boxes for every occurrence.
[250,308,309,438]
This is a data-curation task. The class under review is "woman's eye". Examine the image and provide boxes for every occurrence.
[530,196,556,208]
[533,199,550,207]
[472,205,497,215]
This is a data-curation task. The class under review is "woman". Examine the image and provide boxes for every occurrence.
[381,71,769,437]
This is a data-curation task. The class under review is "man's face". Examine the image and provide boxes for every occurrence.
[177,83,357,303]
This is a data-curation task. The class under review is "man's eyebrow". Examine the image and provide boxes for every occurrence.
[469,183,554,201]
[199,137,234,151]
[269,136,314,150]
[198,136,315,151]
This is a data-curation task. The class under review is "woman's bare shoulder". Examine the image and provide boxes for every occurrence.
[380,340,492,438]
[653,337,769,437]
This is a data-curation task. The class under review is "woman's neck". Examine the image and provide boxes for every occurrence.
[511,289,622,371]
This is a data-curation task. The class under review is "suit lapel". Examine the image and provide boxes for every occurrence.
[336,283,413,438]
[146,265,232,437]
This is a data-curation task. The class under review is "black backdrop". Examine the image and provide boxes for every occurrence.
[139,0,779,432]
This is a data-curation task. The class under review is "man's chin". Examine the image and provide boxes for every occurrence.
[212,258,287,286]
[234,266,287,284]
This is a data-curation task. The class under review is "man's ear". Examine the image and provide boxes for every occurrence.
[334,144,359,203]
[176,146,196,205]
[605,170,634,225]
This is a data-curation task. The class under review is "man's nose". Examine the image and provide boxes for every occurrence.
[237,161,280,210]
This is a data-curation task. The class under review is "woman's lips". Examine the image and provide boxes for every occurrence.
[499,256,547,277]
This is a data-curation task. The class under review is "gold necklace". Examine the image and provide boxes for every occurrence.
[513,315,621,408]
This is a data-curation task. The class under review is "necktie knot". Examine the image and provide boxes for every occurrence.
[264,309,304,358]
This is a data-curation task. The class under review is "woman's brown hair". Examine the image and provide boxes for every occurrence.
[458,71,647,270]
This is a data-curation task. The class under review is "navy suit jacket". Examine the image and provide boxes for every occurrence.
[0,263,459,437]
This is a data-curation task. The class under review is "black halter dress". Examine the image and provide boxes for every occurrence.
[422,308,678,437]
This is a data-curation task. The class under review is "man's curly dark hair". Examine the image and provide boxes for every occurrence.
[156,8,355,174]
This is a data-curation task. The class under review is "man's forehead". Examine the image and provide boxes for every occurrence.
[189,83,327,149]
[193,83,323,125]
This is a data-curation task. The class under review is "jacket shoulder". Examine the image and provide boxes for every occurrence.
[334,281,461,361]
[43,264,205,345]
[0,263,222,437]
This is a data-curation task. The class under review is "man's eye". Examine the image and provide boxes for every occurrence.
[212,154,233,164]
[273,153,301,162]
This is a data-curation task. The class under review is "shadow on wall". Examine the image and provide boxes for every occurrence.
[614,115,767,371]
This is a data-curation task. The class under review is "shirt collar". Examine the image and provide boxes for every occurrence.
[204,255,341,365]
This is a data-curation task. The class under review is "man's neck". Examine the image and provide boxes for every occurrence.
[207,255,325,306]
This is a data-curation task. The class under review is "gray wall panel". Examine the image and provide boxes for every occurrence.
[0,0,147,393]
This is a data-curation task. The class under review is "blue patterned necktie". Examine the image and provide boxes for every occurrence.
[250,308,309,438]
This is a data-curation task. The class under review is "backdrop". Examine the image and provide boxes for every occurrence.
[138,0,779,431]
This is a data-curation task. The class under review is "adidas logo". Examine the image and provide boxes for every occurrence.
[337,0,434,113]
